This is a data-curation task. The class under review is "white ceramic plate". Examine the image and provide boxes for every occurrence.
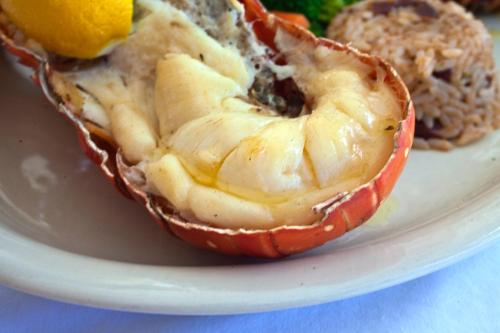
[0,16,499,316]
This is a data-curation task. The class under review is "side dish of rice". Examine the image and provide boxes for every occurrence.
[328,0,499,150]
[453,0,500,12]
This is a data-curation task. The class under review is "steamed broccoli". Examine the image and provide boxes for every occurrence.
[261,0,359,36]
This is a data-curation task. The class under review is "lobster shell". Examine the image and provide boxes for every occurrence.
[0,0,415,258]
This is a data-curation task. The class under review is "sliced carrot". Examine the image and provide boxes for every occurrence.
[271,11,310,29]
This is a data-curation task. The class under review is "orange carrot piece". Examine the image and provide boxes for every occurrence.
[271,11,310,29]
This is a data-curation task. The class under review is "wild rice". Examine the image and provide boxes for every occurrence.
[452,0,500,12]
[328,0,499,150]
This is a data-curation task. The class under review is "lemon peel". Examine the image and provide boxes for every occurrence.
[1,0,133,58]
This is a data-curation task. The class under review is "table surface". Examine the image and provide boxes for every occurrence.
[1,240,499,333]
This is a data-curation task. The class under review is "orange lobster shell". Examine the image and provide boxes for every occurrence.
[0,0,415,258]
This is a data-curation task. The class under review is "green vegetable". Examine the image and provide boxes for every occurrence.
[261,0,359,36]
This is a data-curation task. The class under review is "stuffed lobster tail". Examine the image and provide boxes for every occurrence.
[0,0,414,258]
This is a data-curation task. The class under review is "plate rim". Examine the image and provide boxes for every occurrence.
[0,179,499,315]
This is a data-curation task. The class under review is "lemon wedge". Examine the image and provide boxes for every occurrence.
[0,0,133,59]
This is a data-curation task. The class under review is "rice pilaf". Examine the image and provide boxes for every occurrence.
[328,0,499,150]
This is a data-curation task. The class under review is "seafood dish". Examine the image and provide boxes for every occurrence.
[0,0,414,257]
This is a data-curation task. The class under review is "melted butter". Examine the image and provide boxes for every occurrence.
[365,196,399,227]
[67,0,402,229]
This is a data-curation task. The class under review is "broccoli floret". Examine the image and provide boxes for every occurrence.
[261,0,359,36]
[260,0,324,34]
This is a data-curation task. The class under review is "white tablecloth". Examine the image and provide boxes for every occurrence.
[1,240,499,333]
